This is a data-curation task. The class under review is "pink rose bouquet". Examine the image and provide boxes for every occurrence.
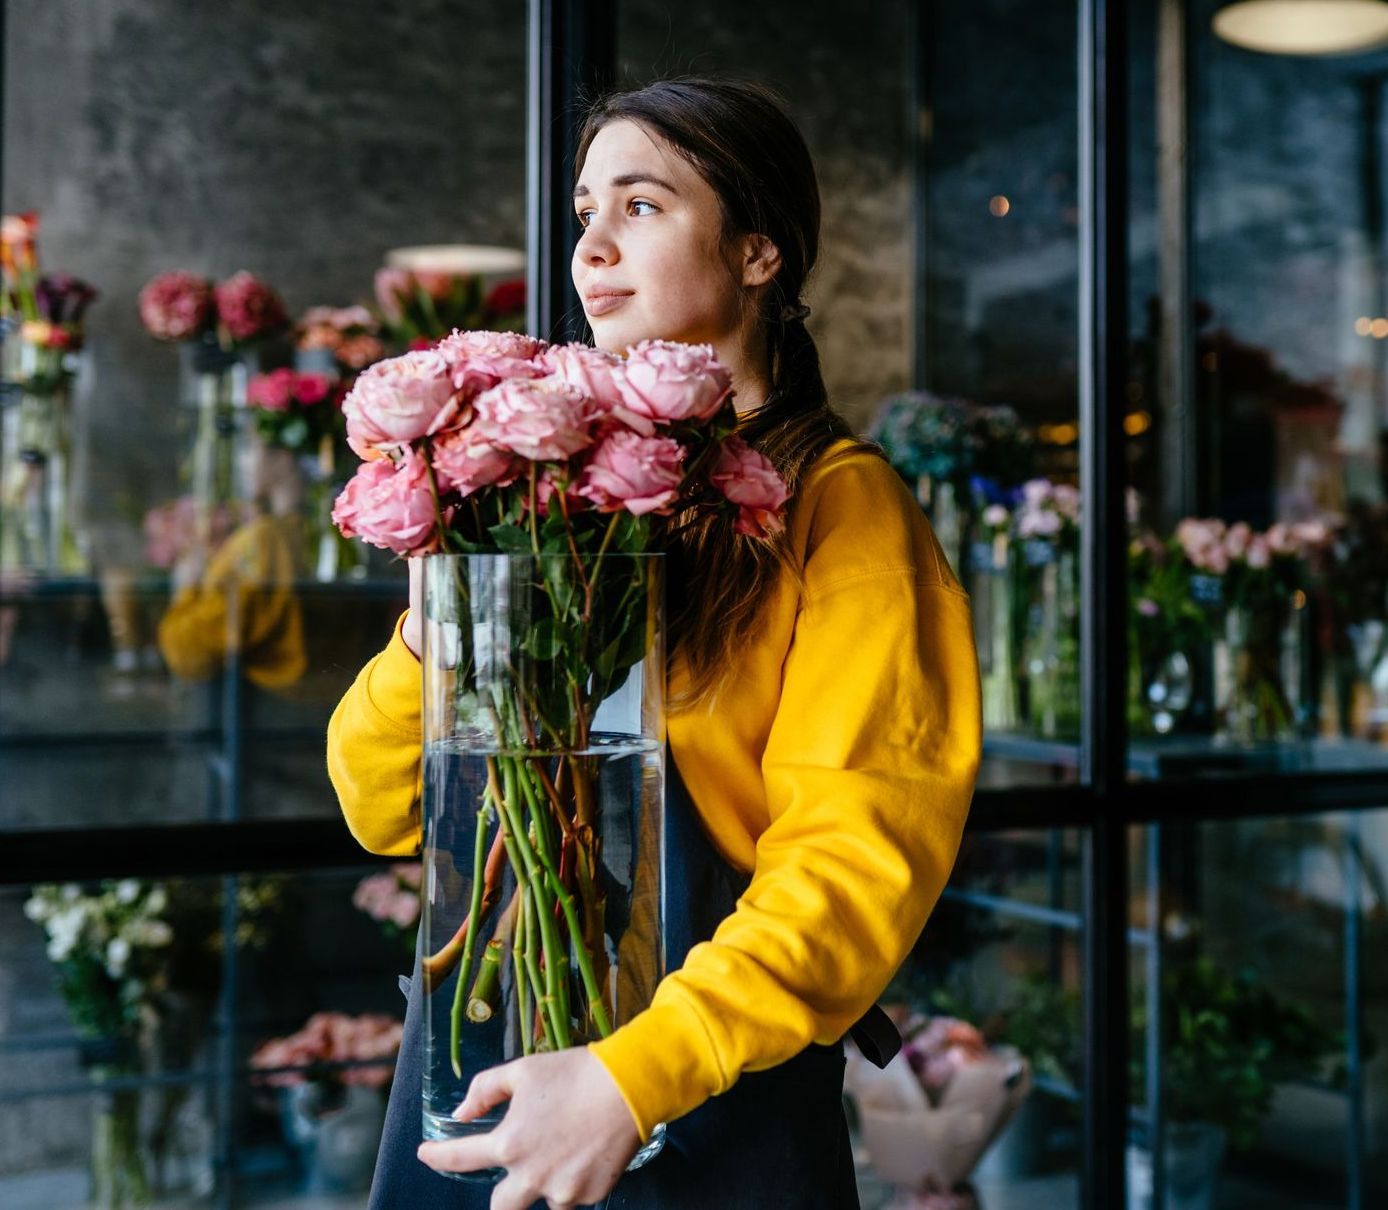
[332,329,783,558]
[373,269,528,348]
[138,271,214,342]
[334,328,788,1073]
[352,863,423,946]
[296,304,387,373]
[249,1011,404,1091]
[246,367,345,457]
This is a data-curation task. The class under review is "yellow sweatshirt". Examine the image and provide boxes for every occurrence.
[325,440,982,1141]
[158,513,307,691]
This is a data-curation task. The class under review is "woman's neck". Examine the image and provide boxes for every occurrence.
[717,325,773,417]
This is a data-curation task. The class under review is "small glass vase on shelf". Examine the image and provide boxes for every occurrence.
[419,553,667,1176]
[1020,541,1080,740]
[967,508,1018,732]
[1212,601,1305,746]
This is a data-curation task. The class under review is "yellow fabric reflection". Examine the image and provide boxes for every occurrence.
[157,513,307,690]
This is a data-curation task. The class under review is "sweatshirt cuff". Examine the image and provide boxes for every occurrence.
[365,611,423,731]
[587,993,728,1143]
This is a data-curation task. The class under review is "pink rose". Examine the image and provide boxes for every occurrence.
[1246,535,1271,569]
[332,449,439,556]
[1225,521,1252,559]
[541,343,626,407]
[436,328,546,363]
[293,372,332,406]
[386,891,420,929]
[434,329,548,405]
[342,348,458,457]
[614,340,733,434]
[213,271,288,342]
[708,437,790,537]
[373,268,414,323]
[248,368,296,412]
[473,378,600,462]
[138,271,214,342]
[431,428,520,497]
[577,431,686,516]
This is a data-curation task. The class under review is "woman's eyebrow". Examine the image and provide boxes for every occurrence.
[573,173,680,199]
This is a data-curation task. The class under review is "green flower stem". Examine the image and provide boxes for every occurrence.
[466,940,505,1022]
[496,786,557,1051]
[511,763,612,1039]
[422,819,506,992]
[513,881,532,1055]
[495,757,571,1048]
[447,802,494,1077]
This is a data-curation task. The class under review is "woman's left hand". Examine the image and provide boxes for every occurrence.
[416,1046,642,1210]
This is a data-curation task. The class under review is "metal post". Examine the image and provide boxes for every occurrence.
[1156,0,1197,527]
[1345,813,1365,1210]
[527,0,617,345]
[1146,823,1165,1210]
[1078,1,1130,1207]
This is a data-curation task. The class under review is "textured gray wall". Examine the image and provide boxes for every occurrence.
[4,0,529,560]
[618,0,917,428]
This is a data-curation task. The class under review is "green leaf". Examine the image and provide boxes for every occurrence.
[523,619,560,661]
[488,522,534,554]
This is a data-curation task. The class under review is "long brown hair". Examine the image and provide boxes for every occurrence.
[574,77,875,709]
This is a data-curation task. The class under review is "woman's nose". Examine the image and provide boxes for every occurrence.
[578,225,618,266]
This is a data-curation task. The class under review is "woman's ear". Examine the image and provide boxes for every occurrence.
[739,234,782,288]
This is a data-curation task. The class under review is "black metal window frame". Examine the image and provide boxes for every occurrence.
[0,3,1383,1207]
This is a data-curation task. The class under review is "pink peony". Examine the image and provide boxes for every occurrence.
[435,329,549,405]
[332,449,439,556]
[248,368,296,412]
[1225,521,1253,559]
[1246,535,1271,569]
[138,271,214,342]
[614,340,733,434]
[473,378,600,462]
[431,428,520,497]
[342,348,458,457]
[577,431,686,516]
[436,327,546,363]
[540,343,626,407]
[213,271,288,342]
[337,333,387,371]
[708,437,790,537]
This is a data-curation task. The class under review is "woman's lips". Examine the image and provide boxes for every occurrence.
[584,291,633,317]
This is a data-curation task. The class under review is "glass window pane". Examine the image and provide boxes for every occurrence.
[1126,0,1388,779]
[618,1,1084,790]
[1,6,525,829]
[1129,807,1385,1207]
[0,866,414,1206]
[854,828,1085,1207]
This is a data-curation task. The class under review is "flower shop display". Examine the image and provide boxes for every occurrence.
[1127,952,1341,1210]
[249,1011,402,1195]
[24,877,283,1207]
[1168,517,1326,744]
[844,1009,1031,1208]
[246,365,366,580]
[867,391,1034,577]
[332,328,788,1173]
[352,862,423,947]
[139,269,290,549]
[373,245,527,349]
[1127,525,1209,738]
[1014,478,1081,740]
[967,501,1019,732]
[1,210,98,575]
[294,304,387,377]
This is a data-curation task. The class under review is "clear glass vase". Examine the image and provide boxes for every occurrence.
[1021,541,1080,740]
[1213,604,1299,744]
[1,326,88,575]
[968,531,1017,732]
[420,553,667,1178]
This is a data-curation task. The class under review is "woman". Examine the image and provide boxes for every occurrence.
[328,77,982,1209]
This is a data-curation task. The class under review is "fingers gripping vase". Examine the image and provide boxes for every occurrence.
[419,553,667,1179]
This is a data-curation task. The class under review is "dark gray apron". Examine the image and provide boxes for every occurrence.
[367,751,894,1208]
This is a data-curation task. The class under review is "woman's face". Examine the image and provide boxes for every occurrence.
[572,120,744,354]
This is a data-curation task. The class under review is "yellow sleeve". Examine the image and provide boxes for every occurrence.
[325,611,425,857]
[156,518,306,690]
[588,455,983,1141]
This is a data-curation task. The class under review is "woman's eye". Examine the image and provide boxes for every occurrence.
[630,200,658,217]
[575,208,594,228]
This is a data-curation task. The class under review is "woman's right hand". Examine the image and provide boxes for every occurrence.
[401,557,423,659]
